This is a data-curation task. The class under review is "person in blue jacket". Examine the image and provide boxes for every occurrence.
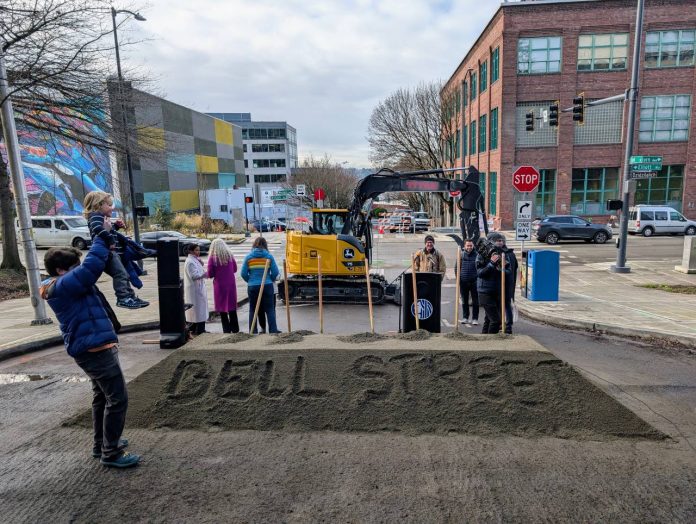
[241,236,280,334]
[476,232,511,334]
[457,238,479,325]
[40,235,141,468]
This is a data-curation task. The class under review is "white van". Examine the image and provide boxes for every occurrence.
[16,215,92,249]
[627,205,696,237]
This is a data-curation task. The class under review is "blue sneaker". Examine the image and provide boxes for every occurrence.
[117,297,141,309]
[100,451,141,468]
[92,438,129,458]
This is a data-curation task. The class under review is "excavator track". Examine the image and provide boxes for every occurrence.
[279,274,391,305]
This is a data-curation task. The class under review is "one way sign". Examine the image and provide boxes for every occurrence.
[516,221,531,241]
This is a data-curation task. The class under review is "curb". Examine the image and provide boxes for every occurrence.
[516,301,696,350]
[0,296,251,363]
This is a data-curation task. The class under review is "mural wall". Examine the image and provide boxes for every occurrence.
[0,107,116,216]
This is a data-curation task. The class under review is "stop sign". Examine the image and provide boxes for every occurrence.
[314,187,326,200]
[512,165,540,192]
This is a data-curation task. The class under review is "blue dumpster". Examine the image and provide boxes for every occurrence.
[525,250,559,301]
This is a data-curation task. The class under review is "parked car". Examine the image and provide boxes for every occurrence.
[533,215,612,244]
[17,215,92,249]
[627,205,696,237]
[411,212,431,232]
[140,231,211,256]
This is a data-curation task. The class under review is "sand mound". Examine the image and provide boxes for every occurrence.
[293,330,316,336]
[214,333,253,344]
[396,329,431,341]
[69,345,664,441]
[444,331,476,340]
[337,332,389,344]
[268,332,304,345]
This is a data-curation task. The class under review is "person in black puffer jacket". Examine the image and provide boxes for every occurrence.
[476,232,511,334]
[457,238,479,325]
[501,236,519,334]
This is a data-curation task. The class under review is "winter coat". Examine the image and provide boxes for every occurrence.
[414,248,447,277]
[87,212,122,254]
[476,253,511,296]
[115,231,156,289]
[241,248,280,287]
[502,247,519,301]
[458,249,478,282]
[40,237,119,357]
[184,254,209,323]
[208,255,238,312]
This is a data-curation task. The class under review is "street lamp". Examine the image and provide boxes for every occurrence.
[111,7,146,244]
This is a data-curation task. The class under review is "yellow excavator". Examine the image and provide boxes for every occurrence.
[279,166,486,304]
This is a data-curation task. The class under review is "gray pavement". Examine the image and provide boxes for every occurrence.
[1,230,695,361]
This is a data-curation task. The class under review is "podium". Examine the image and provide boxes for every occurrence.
[400,271,442,333]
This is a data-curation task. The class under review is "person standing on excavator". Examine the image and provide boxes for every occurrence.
[413,235,447,280]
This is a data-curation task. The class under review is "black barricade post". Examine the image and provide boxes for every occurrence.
[157,237,187,349]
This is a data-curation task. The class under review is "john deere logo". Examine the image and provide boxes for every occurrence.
[343,248,355,259]
[410,299,433,320]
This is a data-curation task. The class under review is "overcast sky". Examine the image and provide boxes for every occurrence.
[124,0,496,167]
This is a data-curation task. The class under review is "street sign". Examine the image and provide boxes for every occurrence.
[629,155,662,176]
[516,221,531,241]
[277,188,294,195]
[512,166,540,192]
[270,195,288,201]
[517,200,532,220]
[296,184,306,196]
[630,155,662,164]
[628,171,658,180]
[314,188,326,200]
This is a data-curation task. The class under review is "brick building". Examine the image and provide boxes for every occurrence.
[443,0,696,228]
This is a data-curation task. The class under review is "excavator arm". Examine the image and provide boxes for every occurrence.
[342,165,488,248]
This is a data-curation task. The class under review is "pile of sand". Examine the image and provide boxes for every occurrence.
[396,329,431,341]
[337,332,388,344]
[214,333,253,344]
[268,332,305,345]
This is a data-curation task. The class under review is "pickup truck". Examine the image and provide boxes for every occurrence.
[411,212,430,232]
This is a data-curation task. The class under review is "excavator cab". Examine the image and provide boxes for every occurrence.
[311,209,349,235]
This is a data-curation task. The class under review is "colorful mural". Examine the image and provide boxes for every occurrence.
[0,107,116,216]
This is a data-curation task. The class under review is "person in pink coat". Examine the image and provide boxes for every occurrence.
[207,238,239,333]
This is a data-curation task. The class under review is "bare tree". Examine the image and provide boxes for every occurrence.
[287,155,360,210]
[367,81,460,225]
[0,0,150,270]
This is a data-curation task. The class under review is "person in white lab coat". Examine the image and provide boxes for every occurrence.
[184,243,209,335]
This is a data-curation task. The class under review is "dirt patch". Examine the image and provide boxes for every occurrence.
[395,329,431,341]
[267,332,304,344]
[638,283,696,295]
[214,333,253,344]
[337,332,388,344]
[444,331,476,340]
[0,269,30,301]
[293,330,316,336]
[70,347,665,441]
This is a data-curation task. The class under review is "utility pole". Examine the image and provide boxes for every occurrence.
[611,0,645,274]
[0,51,52,325]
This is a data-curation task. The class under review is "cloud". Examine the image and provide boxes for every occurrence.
[124,0,495,167]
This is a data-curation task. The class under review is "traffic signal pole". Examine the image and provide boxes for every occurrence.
[611,0,645,274]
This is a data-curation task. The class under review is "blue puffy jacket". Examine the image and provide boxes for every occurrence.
[476,253,511,295]
[40,238,119,357]
[458,249,478,282]
[241,247,280,287]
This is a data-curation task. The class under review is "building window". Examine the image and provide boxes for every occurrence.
[491,47,500,83]
[462,81,467,109]
[470,72,477,101]
[516,102,558,147]
[252,158,286,168]
[574,98,623,144]
[220,205,228,212]
[571,167,620,215]
[462,124,467,158]
[243,144,247,153]
[640,95,691,142]
[244,160,248,168]
[455,129,461,159]
[535,169,556,217]
[469,120,477,155]
[645,30,695,68]
[479,61,488,93]
[518,36,562,74]
[254,174,287,184]
[577,33,628,71]
[251,143,286,153]
[478,114,487,153]
[479,171,486,201]
[634,165,684,211]
[488,172,497,215]
[489,108,498,150]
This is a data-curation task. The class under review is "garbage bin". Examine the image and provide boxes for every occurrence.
[157,237,188,349]
[400,271,442,333]
[526,250,560,301]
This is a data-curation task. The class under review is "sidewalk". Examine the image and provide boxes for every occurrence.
[431,229,696,348]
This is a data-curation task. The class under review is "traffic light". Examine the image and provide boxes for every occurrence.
[244,196,253,204]
[549,102,559,127]
[525,111,535,132]
[573,93,585,124]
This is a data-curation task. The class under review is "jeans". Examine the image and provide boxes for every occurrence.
[220,311,239,333]
[104,253,135,300]
[459,279,479,321]
[74,347,128,460]
[478,292,502,334]
[190,321,206,335]
[248,284,278,333]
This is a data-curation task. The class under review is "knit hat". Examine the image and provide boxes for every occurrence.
[424,235,435,243]
[487,232,505,242]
